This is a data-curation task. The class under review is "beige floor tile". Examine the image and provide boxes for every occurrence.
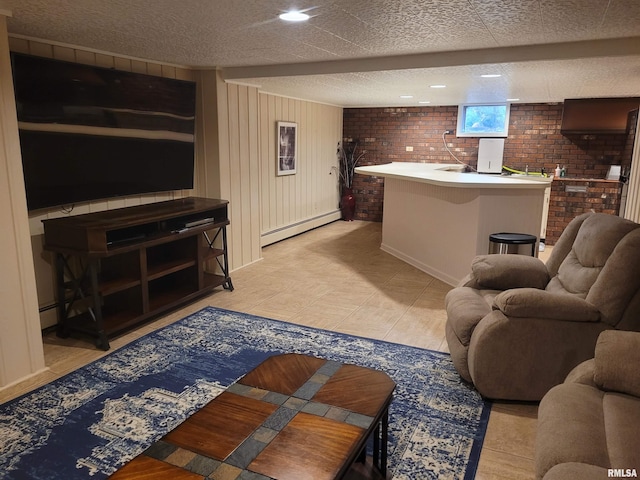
[290,303,357,330]
[208,293,267,313]
[252,272,305,292]
[313,287,375,309]
[436,337,450,353]
[387,268,436,287]
[334,305,403,339]
[385,306,447,350]
[361,294,416,312]
[475,449,536,480]
[257,289,320,314]
[244,304,299,321]
[482,403,538,459]
[0,369,60,403]
[351,270,397,288]
[426,277,455,293]
[412,293,449,309]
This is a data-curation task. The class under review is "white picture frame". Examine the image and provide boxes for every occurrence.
[277,121,297,176]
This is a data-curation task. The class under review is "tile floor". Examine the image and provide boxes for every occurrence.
[1,220,542,479]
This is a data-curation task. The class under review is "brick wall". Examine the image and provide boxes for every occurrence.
[344,104,633,227]
[547,179,622,243]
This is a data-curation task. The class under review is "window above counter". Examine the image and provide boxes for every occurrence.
[456,103,510,137]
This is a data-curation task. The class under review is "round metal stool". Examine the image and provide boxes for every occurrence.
[489,232,537,256]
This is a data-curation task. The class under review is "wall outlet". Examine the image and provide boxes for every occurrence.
[406,146,413,152]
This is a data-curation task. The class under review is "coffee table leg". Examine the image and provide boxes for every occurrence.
[381,408,389,475]
[373,421,380,467]
[357,446,366,464]
[371,408,389,477]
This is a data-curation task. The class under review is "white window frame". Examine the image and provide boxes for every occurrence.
[456,103,510,137]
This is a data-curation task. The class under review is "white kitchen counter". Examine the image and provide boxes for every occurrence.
[354,162,552,286]
[355,162,552,188]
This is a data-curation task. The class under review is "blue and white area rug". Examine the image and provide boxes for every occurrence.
[0,307,490,479]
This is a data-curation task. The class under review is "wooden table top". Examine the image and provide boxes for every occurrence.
[110,353,396,480]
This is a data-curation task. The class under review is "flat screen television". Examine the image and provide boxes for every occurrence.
[11,53,197,211]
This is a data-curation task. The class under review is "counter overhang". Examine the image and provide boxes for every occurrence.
[355,162,552,189]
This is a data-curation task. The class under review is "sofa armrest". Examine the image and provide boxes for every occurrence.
[493,288,601,321]
[468,255,550,290]
[563,358,598,387]
[594,330,640,397]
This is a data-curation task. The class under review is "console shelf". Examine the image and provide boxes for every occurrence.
[43,197,233,350]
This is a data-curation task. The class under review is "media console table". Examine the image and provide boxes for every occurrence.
[43,197,232,350]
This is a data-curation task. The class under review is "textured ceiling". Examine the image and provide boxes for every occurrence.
[2,0,640,106]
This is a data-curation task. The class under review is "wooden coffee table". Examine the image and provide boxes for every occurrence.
[110,353,396,480]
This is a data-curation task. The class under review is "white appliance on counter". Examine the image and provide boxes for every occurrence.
[607,165,621,181]
[477,138,505,173]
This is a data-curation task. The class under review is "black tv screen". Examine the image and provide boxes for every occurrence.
[11,53,196,211]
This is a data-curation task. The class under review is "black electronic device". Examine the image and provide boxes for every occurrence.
[11,52,197,211]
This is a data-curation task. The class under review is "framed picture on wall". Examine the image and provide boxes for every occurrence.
[277,121,297,176]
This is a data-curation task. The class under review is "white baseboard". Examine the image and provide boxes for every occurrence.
[381,242,460,287]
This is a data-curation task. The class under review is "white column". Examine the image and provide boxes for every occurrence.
[0,13,46,388]
[624,113,640,223]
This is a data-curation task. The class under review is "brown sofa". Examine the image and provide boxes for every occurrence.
[535,330,640,479]
[445,212,640,400]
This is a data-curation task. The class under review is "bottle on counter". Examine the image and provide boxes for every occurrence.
[555,164,562,177]
[560,166,566,177]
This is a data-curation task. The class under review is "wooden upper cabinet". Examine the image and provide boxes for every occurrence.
[561,97,640,134]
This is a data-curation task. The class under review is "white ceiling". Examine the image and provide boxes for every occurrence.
[2,0,640,107]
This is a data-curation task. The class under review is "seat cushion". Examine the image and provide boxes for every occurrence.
[444,287,499,346]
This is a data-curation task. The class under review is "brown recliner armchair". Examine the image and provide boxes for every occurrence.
[535,330,640,479]
[445,212,640,401]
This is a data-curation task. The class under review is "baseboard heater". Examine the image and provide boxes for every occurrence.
[261,210,341,246]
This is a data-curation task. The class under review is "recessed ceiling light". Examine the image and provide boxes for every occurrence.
[481,74,502,78]
[279,10,310,22]
[418,100,431,104]
[400,95,414,99]
[430,84,446,89]
[507,98,520,102]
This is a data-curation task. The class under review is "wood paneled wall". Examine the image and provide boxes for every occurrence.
[0,19,46,387]
[214,79,343,262]
[257,92,343,246]
[214,78,262,269]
